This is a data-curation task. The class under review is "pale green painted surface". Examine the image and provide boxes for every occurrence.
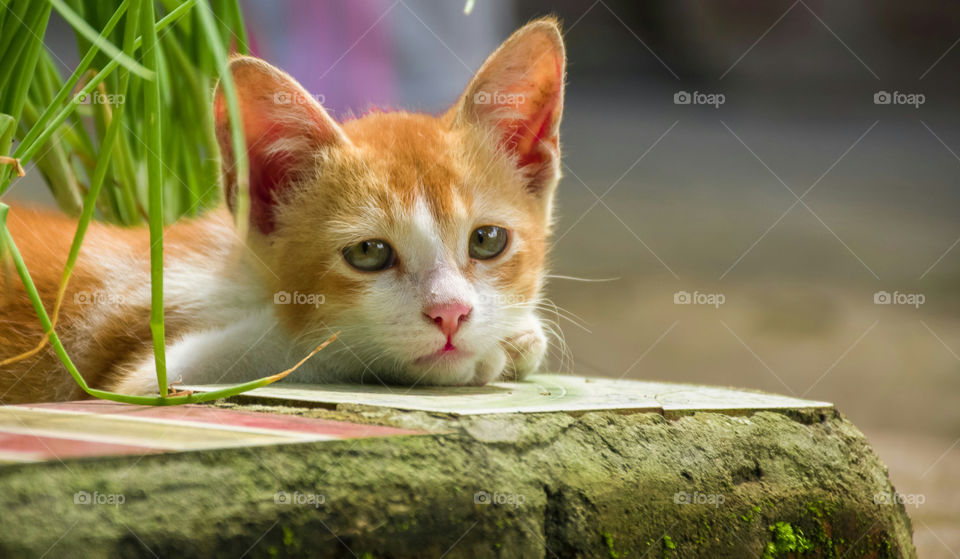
[184,374,833,416]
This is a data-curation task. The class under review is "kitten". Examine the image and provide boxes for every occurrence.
[0,18,565,403]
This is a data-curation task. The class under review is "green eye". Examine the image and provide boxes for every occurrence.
[469,225,509,260]
[343,239,395,271]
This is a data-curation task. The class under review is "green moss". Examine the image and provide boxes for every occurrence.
[763,522,813,559]
[662,534,676,558]
[602,531,620,559]
[805,500,834,520]
[804,500,837,558]
[279,524,302,554]
[741,505,763,523]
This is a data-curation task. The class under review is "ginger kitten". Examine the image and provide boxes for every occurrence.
[0,18,566,403]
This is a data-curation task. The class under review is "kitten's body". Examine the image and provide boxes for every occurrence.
[2,206,262,401]
[0,19,565,403]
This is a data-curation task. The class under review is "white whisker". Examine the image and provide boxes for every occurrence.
[545,274,620,283]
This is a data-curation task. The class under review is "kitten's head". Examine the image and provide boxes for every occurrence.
[214,18,565,385]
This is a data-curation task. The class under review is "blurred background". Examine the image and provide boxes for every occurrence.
[10,0,959,555]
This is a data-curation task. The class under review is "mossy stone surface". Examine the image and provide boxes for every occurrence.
[0,403,915,558]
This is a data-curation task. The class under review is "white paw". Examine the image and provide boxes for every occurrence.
[499,324,547,381]
[470,348,507,386]
[110,359,165,396]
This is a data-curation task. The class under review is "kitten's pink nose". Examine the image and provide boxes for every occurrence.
[424,302,472,339]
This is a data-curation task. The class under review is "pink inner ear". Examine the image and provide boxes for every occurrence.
[216,91,337,234]
[488,53,563,179]
[217,99,286,234]
[503,94,560,170]
[248,148,299,234]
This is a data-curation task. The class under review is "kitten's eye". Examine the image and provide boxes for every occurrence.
[342,240,395,271]
[469,225,509,260]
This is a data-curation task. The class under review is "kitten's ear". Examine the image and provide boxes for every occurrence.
[448,18,566,196]
[214,56,349,234]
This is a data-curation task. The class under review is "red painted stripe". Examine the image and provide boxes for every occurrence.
[18,401,422,439]
[0,432,165,460]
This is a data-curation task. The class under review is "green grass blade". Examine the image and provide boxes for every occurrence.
[139,0,168,397]
[0,114,16,183]
[195,0,249,239]
[227,0,248,54]
[0,115,15,149]
[48,0,154,80]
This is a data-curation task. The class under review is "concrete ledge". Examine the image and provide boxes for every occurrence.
[0,381,915,558]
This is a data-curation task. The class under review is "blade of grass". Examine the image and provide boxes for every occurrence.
[0,115,18,175]
[0,3,32,63]
[48,0,154,80]
[195,0,249,240]
[226,0,248,54]
[139,0,168,397]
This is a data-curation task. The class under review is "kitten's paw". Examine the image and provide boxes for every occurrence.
[499,325,547,381]
[110,360,164,396]
[469,349,507,386]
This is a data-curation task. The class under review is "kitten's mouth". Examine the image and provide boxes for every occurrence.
[413,343,472,365]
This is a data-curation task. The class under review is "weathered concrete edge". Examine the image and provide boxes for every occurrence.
[215,392,834,420]
[0,405,915,558]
